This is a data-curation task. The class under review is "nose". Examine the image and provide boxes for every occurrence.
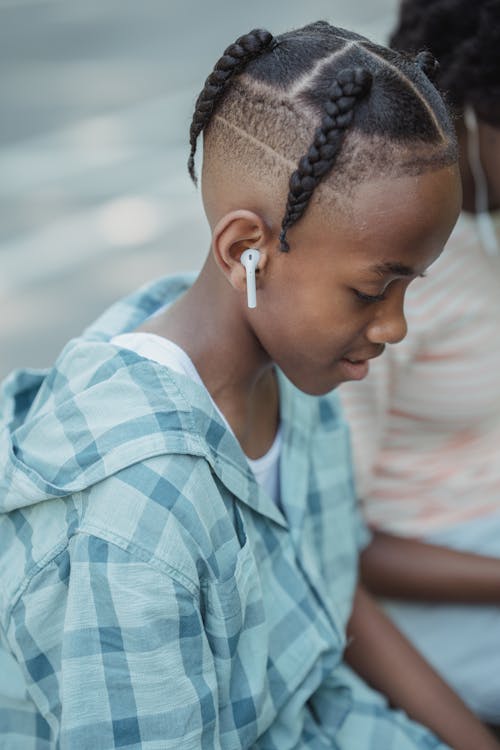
[366,295,408,346]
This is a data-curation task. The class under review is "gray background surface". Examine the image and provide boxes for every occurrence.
[0,0,398,379]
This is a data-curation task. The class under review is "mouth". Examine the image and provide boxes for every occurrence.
[339,348,384,382]
[339,357,370,381]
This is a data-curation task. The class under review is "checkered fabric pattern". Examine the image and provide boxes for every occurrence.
[0,276,450,749]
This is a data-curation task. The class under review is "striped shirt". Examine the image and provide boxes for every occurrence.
[0,275,448,748]
[340,212,500,536]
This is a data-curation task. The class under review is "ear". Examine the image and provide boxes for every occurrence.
[211,209,272,294]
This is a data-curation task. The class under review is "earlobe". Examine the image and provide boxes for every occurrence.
[211,209,270,295]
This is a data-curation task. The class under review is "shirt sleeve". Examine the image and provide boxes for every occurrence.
[59,532,221,750]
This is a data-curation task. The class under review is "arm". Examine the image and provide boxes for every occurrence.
[361,530,500,602]
[345,584,500,750]
[60,534,221,749]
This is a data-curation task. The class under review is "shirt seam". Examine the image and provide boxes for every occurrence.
[79,524,200,595]
[4,526,200,635]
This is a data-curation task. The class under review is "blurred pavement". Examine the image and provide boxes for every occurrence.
[0,0,398,379]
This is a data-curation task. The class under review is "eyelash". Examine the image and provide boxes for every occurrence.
[353,289,387,304]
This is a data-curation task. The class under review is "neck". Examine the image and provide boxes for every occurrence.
[138,252,279,457]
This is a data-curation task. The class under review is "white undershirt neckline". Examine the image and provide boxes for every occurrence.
[111,332,282,505]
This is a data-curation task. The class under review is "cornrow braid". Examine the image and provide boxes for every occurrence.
[279,68,372,251]
[188,28,275,184]
[414,50,439,83]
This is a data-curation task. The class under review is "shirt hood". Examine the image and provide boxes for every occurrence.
[0,273,267,515]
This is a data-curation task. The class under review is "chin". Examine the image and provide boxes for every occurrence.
[286,371,341,397]
[304,382,340,397]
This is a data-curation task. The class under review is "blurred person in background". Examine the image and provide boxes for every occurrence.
[340,0,500,727]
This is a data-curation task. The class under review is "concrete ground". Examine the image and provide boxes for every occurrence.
[0,0,398,379]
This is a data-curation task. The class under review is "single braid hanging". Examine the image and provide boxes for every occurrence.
[279,67,372,251]
[188,28,275,184]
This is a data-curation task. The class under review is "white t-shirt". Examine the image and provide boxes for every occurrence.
[111,332,282,506]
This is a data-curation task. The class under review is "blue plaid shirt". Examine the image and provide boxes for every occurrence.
[0,276,448,749]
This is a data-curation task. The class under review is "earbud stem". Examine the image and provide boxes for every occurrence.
[246,271,257,308]
[240,248,261,309]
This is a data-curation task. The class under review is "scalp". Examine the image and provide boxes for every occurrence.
[190,21,458,250]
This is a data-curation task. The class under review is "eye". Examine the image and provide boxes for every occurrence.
[353,289,387,304]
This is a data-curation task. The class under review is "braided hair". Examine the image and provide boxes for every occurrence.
[188,29,276,184]
[278,67,372,250]
[390,0,500,126]
[189,21,456,251]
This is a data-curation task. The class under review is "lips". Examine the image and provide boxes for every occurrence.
[343,357,366,365]
[338,347,385,382]
[339,358,370,381]
[343,346,385,365]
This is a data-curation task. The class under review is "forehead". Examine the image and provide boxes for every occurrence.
[305,166,462,273]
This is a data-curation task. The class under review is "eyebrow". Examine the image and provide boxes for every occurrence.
[370,261,425,278]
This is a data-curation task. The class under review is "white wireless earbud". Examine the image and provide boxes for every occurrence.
[240,248,261,309]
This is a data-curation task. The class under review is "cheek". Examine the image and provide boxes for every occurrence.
[262,290,363,361]
[284,277,345,323]
[294,286,363,339]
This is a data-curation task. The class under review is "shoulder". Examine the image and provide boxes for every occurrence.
[81,452,236,587]
[1,450,244,630]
